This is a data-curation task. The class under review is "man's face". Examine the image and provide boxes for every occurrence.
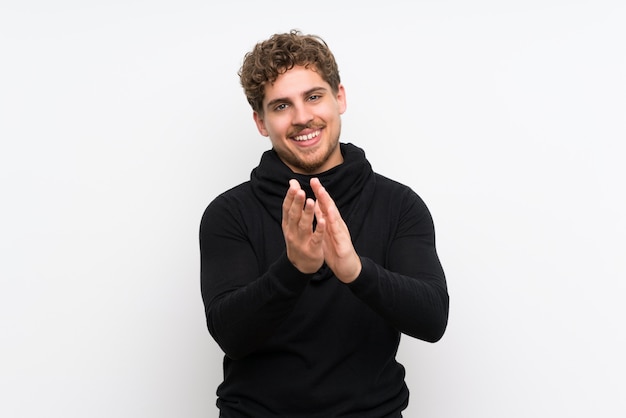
[253,66,347,174]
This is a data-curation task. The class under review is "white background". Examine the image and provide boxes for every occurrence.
[1,1,625,417]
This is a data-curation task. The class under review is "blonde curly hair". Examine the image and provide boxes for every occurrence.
[238,29,341,115]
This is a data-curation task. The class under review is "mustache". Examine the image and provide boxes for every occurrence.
[288,122,324,137]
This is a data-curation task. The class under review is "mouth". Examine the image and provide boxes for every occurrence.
[292,129,321,142]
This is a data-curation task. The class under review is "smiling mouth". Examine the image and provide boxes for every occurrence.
[292,129,321,142]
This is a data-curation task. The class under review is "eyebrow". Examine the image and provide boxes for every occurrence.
[265,86,329,110]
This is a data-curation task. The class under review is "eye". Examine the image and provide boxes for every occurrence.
[308,94,321,102]
[273,103,288,112]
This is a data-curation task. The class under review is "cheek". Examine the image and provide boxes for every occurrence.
[267,117,291,135]
[322,108,341,126]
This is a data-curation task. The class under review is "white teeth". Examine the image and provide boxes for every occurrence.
[293,130,320,141]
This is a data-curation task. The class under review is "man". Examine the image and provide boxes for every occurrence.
[200,29,449,417]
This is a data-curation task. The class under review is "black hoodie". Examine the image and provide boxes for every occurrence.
[200,143,448,417]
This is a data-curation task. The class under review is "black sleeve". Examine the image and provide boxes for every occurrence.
[348,191,449,342]
[199,195,311,359]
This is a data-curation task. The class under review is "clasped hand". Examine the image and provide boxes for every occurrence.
[282,178,362,284]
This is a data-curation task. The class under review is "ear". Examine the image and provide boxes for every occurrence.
[336,84,347,115]
[253,111,269,137]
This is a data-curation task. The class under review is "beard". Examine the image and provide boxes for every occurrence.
[276,134,341,174]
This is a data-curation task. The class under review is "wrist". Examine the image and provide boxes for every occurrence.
[338,255,362,284]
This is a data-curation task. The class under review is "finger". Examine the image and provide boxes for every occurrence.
[310,177,322,191]
[311,179,338,222]
[288,189,306,226]
[282,179,302,226]
[298,198,316,230]
[311,216,326,245]
[310,178,326,208]
[310,177,326,206]
[282,180,298,211]
[313,197,324,224]
[313,199,326,233]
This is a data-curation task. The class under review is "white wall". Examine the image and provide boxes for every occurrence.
[1,1,624,417]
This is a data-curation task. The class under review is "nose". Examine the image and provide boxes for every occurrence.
[292,103,313,126]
